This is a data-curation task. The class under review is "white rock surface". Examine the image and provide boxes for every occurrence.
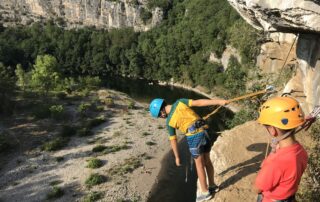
[227,0,320,33]
[0,0,163,31]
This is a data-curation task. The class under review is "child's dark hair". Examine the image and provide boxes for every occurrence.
[160,101,167,112]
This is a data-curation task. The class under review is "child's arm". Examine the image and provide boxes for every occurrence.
[191,99,228,107]
[170,139,181,166]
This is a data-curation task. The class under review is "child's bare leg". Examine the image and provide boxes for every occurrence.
[204,152,214,186]
[194,154,208,192]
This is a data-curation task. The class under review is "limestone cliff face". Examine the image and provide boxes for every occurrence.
[0,0,163,31]
[226,0,320,33]
[227,0,320,113]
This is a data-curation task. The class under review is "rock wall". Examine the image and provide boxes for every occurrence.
[0,0,163,31]
[257,32,298,73]
[286,34,320,112]
[226,0,320,33]
[227,0,320,113]
[256,32,320,113]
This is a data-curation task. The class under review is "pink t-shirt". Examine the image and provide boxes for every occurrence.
[255,142,308,202]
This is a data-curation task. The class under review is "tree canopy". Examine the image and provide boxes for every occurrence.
[0,0,260,95]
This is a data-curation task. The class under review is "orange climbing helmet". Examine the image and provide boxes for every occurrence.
[257,96,305,130]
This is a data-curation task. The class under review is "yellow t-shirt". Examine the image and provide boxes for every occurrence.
[166,99,200,140]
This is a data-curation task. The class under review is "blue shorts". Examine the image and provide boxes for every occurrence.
[186,130,211,158]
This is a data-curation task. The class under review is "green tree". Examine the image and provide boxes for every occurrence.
[15,64,28,91]
[224,57,247,95]
[31,55,60,94]
[227,20,260,65]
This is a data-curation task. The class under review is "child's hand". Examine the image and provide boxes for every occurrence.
[175,158,182,167]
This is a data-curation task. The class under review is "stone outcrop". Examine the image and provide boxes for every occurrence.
[206,121,267,202]
[209,45,241,70]
[227,0,320,113]
[226,0,320,33]
[257,32,298,73]
[257,33,320,114]
[0,0,163,31]
[286,33,320,112]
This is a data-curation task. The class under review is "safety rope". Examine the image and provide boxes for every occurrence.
[202,86,276,120]
[274,33,299,86]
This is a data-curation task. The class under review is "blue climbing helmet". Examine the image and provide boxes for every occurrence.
[149,98,164,118]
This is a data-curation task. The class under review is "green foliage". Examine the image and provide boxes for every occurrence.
[46,186,64,199]
[42,137,69,151]
[91,144,130,154]
[83,191,104,202]
[77,76,101,90]
[86,158,103,169]
[60,77,77,93]
[103,144,130,154]
[15,64,28,91]
[310,121,320,141]
[92,145,107,153]
[101,98,114,107]
[297,121,320,201]
[140,8,153,24]
[223,57,247,96]
[85,173,106,187]
[226,109,254,129]
[227,20,260,65]
[0,1,260,93]
[298,121,320,202]
[108,156,142,176]
[30,55,60,93]
[78,103,93,114]
[49,105,65,120]
[127,100,135,109]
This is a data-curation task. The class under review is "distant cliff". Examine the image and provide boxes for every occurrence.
[0,0,163,31]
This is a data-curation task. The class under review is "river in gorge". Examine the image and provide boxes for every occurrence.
[103,77,233,202]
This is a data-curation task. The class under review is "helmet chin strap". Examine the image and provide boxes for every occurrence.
[270,130,295,153]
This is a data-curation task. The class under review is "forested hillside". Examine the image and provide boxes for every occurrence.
[0,0,260,95]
